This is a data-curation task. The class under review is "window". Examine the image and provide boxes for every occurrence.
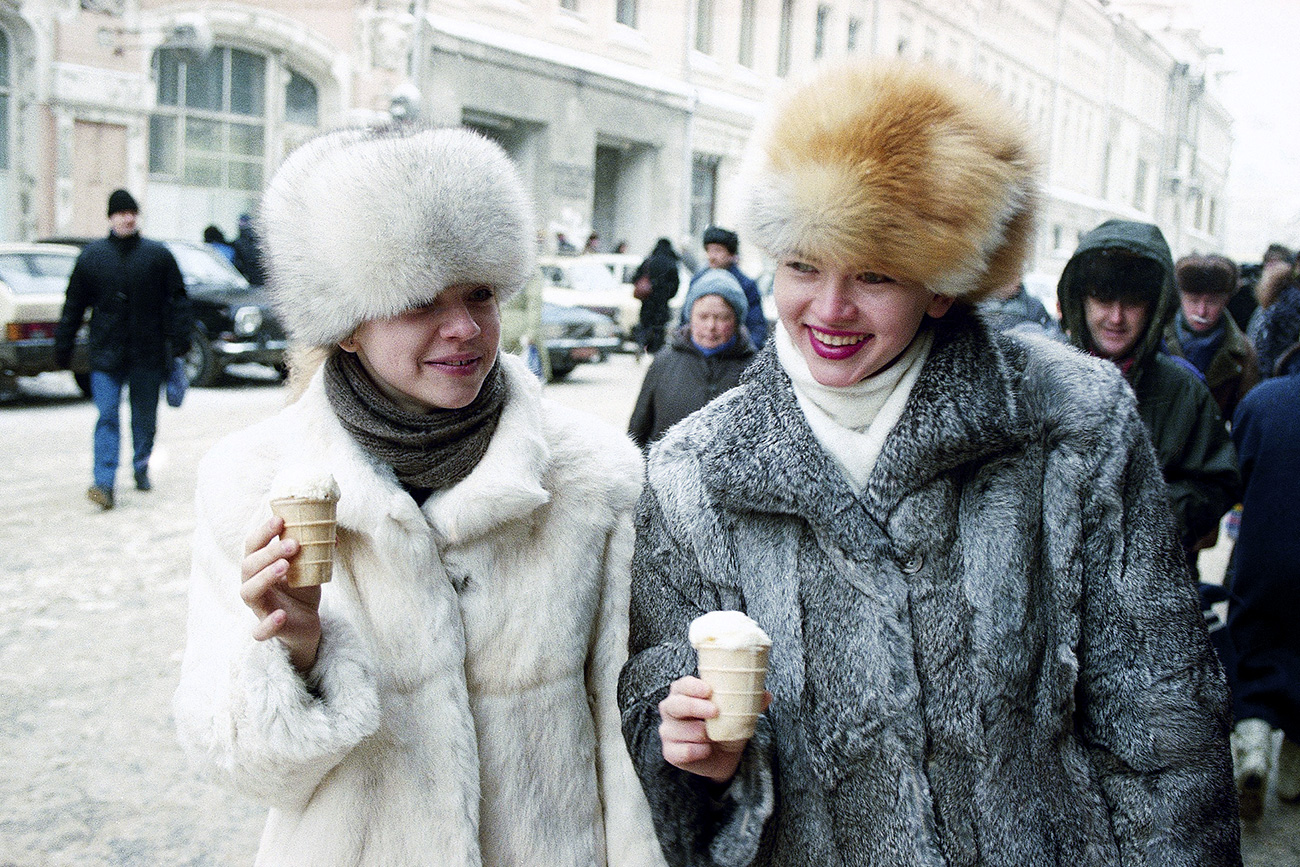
[150,47,317,190]
[739,0,756,67]
[0,29,9,171]
[690,154,719,240]
[847,17,862,54]
[616,0,637,27]
[777,0,794,77]
[814,5,829,59]
[1133,158,1148,211]
[695,0,713,54]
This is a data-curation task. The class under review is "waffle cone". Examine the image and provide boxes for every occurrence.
[269,496,337,587]
[695,644,770,743]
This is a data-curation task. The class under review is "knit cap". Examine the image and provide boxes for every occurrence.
[107,189,139,216]
[685,268,748,324]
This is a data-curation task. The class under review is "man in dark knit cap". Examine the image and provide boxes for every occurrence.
[55,188,191,509]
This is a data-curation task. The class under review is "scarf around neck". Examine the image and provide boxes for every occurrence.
[324,350,505,494]
[775,321,932,491]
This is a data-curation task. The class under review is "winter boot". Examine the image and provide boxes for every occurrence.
[1232,718,1274,820]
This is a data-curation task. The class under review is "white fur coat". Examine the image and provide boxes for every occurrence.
[174,354,665,867]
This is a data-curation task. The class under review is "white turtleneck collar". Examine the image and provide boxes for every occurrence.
[775,321,933,492]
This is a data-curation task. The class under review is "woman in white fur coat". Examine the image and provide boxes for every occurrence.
[173,126,664,867]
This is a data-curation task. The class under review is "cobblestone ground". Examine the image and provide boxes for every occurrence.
[0,357,1295,865]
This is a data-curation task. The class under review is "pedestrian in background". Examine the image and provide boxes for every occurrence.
[1165,253,1261,422]
[203,224,236,264]
[230,212,267,286]
[1056,220,1240,577]
[684,226,768,348]
[1227,346,1300,819]
[631,238,681,355]
[1248,254,1300,378]
[54,189,191,510]
[619,59,1239,866]
[173,126,663,867]
[977,276,1063,339]
[629,268,755,449]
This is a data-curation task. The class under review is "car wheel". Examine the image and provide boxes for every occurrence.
[548,360,576,381]
[73,372,94,399]
[184,330,221,387]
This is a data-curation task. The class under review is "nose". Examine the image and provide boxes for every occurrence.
[811,274,858,322]
[438,302,482,339]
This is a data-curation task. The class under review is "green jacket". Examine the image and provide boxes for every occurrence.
[1058,220,1240,552]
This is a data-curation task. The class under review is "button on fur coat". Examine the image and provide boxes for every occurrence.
[175,353,665,867]
[619,310,1240,866]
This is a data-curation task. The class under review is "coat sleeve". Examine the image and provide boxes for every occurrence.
[618,481,776,867]
[1160,373,1241,551]
[54,255,94,367]
[628,360,661,449]
[163,248,193,357]
[172,450,381,810]
[588,512,670,867]
[1074,390,1241,866]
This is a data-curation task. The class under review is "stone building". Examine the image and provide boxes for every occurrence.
[0,0,1231,283]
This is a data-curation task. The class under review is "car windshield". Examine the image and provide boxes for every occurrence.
[166,243,248,287]
[0,252,76,295]
[543,259,622,293]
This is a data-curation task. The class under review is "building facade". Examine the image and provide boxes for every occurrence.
[0,0,1231,283]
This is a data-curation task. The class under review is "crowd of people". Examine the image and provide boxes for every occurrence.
[54,54,1299,866]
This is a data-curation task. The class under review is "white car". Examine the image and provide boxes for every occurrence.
[0,242,89,397]
[538,253,693,350]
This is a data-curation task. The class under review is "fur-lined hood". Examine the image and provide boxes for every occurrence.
[259,126,535,347]
[740,60,1037,302]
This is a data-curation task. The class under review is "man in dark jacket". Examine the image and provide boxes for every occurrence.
[682,226,768,348]
[55,189,191,509]
[1058,219,1240,575]
[1164,253,1261,422]
[230,212,267,286]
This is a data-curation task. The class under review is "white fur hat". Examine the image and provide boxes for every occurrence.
[741,60,1038,303]
[260,126,535,346]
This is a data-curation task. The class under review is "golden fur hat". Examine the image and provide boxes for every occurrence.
[260,125,535,347]
[741,60,1038,302]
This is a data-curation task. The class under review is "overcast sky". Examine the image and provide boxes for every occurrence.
[1177,0,1300,259]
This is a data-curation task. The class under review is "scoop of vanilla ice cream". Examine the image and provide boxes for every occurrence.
[689,610,772,650]
[270,466,340,501]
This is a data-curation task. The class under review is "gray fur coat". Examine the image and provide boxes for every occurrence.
[618,311,1239,866]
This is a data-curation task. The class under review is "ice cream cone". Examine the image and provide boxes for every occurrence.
[269,496,337,587]
[696,644,770,743]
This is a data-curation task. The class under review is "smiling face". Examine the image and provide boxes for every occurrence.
[340,283,500,412]
[773,258,954,387]
[1083,295,1151,360]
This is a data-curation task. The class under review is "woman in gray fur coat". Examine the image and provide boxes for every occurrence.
[173,127,663,867]
[618,60,1240,867]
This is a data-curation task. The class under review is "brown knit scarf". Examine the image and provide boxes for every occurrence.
[324,350,505,492]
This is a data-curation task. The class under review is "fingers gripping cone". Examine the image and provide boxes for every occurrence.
[269,496,337,587]
[690,611,772,744]
[267,468,341,588]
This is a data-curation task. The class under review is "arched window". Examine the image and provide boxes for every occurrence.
[149,46,318,189]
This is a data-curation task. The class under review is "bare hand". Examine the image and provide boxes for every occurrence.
[658,676,772,784]
[241,516,322,674]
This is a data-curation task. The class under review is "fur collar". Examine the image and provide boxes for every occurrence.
[654,312,1031,536]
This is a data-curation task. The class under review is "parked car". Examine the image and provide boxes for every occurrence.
[38,237,288,386]
[0,242,91,397]
[499,267,621,381]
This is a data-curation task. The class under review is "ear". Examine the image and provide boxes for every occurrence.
[339,335,359,353]
[926,293,956,319]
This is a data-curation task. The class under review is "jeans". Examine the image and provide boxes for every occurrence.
[90,365,164,491]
